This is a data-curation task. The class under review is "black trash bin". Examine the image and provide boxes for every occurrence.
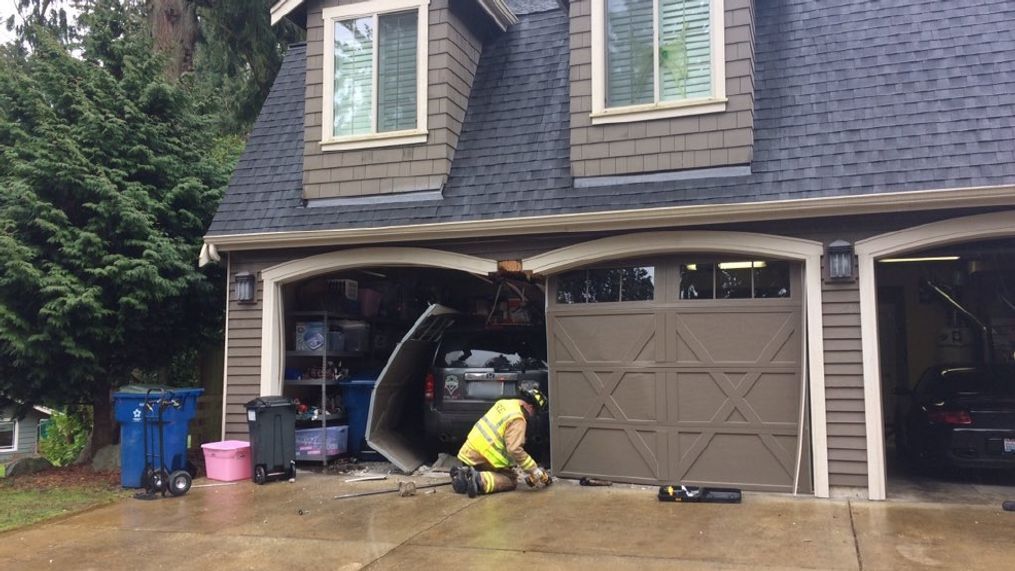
[245,396,297,484]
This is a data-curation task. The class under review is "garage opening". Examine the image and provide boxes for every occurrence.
[278,266,546,471]
[877,238,1015,501]
[546,255,812,492]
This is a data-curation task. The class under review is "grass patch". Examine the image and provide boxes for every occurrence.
[0,467,127,532]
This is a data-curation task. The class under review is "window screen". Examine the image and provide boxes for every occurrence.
[605,0,713,108]
[332,10,418,138]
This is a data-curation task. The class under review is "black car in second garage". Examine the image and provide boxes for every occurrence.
[896,364,1015,470]
[422,325,550,460]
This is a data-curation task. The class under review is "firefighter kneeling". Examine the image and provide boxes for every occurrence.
[451,388,550,497]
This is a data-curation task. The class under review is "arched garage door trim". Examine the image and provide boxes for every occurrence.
[524,231,829,498]
[856,210,1015,501]
[258,248,498,396]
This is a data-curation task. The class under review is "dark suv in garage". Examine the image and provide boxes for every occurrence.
[423,325,549,459]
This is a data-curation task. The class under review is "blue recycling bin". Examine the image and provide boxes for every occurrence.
[339,375,378,455]
[113,386,204,488]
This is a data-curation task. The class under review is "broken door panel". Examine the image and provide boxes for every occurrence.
[366,304,460,472]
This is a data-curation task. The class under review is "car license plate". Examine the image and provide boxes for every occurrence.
[1005,438,1015,454]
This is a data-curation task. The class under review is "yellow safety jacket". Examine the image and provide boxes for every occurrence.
[458,399,537,471]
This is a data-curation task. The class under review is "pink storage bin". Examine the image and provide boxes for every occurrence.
[201,440,253,482]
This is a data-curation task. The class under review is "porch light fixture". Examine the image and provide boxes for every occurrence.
[234,272,256,304]
[826,240,855,281]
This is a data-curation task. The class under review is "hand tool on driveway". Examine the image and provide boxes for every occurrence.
[334,480,451,500]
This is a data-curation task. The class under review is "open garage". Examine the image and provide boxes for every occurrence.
[875,237,1015,500]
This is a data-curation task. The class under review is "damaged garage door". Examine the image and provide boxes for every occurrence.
[366,304,459,472]
[547,259,811,492]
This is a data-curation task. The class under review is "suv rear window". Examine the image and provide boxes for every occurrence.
[438,329,547,371]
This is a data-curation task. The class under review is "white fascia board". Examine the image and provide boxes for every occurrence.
[270,0,305,25]
[204,184,1015,252]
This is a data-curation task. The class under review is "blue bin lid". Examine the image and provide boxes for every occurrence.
[113,385,204,398]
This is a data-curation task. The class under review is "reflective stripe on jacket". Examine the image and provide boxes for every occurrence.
[458,399,536,471]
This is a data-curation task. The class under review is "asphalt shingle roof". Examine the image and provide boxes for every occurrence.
[207,0,1015,237]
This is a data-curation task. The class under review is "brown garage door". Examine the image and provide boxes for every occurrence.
[547,258,810,492]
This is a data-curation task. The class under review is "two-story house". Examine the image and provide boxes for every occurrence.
[203,0,1015,500]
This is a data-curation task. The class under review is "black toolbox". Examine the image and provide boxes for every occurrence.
[658,485,742,503]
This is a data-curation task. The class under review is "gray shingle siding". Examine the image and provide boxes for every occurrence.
[207,0,1015,237]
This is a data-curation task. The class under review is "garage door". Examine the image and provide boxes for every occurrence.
[547,258,810,492]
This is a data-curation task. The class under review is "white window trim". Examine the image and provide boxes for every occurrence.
[320,0,429,151]
[590,0,726,125]
[0,418,17,453]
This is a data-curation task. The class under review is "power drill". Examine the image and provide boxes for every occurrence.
[524,468,552,488]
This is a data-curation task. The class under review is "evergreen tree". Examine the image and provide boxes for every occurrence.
[193,0,302,133]
[0,0,238,457]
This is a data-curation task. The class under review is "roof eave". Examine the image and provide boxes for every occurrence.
[270,0,518,28]
[270,0,303,26]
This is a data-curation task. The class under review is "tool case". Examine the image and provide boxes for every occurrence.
[658,485,742,503]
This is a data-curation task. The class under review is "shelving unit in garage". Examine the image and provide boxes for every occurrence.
[284,309,365,466]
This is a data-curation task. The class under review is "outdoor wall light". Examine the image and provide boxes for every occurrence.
[234,272,256,303]
[826,240,855,281]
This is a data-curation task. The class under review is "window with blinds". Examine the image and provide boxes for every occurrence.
[605,0,713,108]
[328,4,421,140]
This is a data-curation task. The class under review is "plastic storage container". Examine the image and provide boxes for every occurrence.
[201,440,253,482]
[339,376,378,455]
[295,425,348,456]
[337,321,370,353]
[294,322,326,351]
[113,386,204,488]
[245,396,297,484]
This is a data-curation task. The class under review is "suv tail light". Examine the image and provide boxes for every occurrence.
[927,409,973,426]
[424,372,435,402]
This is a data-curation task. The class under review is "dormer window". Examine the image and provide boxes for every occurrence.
[321,0,428,151]
[590,0,726,124]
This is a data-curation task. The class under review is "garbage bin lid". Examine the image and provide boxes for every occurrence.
[114,384,172,395]
[244,396,295,410]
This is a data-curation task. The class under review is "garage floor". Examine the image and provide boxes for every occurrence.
[887,450,1015,504]
[2,474,1014,570]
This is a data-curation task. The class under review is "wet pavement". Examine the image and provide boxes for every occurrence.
[2,473,1014,570]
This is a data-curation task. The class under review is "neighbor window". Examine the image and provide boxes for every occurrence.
[0,419,15,451]
[556,266,656,303]
[321,0,428,150]
[592,0,725,123]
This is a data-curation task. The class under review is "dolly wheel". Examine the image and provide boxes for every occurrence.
[168,470,192,497]
[254,465,267,485]
[151,469,169,494]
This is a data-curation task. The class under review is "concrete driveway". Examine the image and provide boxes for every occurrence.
[2,473,1014,570]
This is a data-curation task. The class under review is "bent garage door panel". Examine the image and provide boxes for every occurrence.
[549,276,809,492]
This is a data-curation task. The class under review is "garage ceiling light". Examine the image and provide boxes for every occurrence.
[879,256,960,263]
[717,261,766,270]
